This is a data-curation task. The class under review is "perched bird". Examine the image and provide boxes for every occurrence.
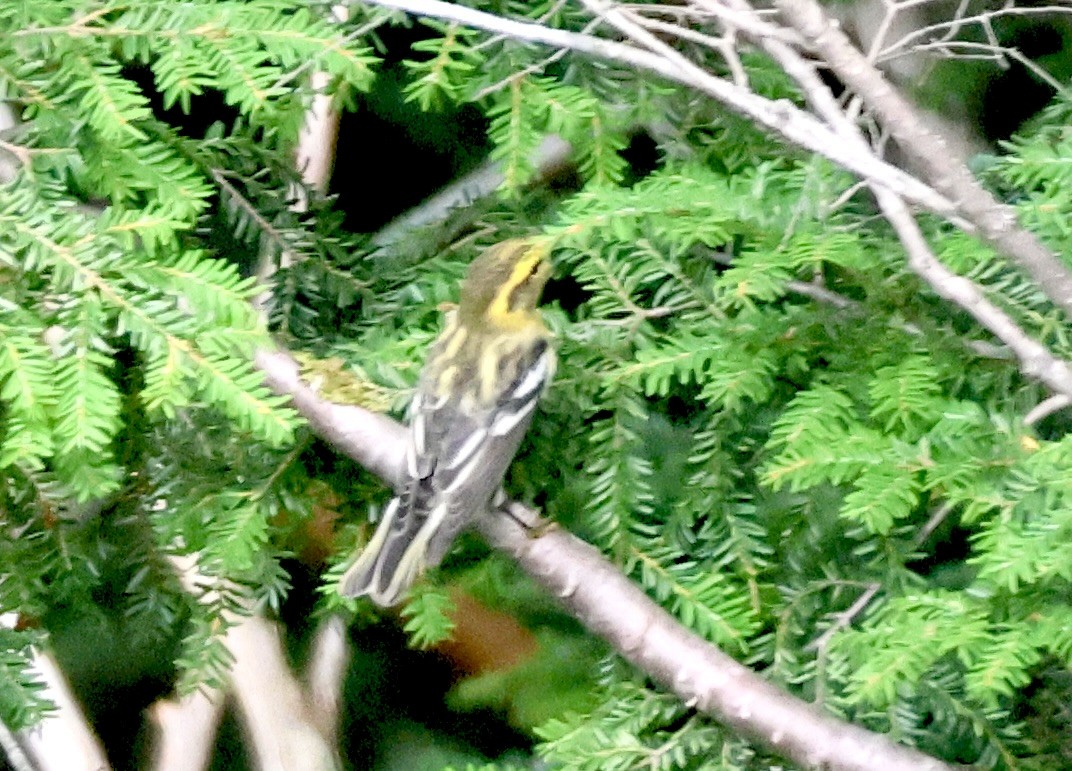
[340,239,556,606]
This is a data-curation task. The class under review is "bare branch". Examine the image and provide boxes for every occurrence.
[227,616,341,771]
[879,4,1072,64]
[805,583,881,654]
[875,184,1072,399]
[775,0,1072,319]
[637,0,806,46]
[709,245,1013,361]
[355,0,958,216]
[165,556,341,771]
[698,0,1072,397]
[151,691,225,771]
[305,616,350,742]
[1024,394,1072,427]
[631,15,749,88]
[913,501,957,551]
[0,614,111,771]
[370,135,574,250]
[903,40,1072,99]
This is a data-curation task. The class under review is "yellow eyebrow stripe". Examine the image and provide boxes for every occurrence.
[486,247,544,321]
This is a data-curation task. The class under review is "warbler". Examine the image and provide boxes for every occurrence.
[340,239,556,606]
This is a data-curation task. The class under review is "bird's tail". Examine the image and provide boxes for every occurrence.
[338,497,438,607]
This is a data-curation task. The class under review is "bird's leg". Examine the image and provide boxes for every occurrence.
[501,499,557,537]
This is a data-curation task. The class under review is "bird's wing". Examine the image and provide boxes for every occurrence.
[407,336,554,532]
[400,336,552,560]
[339,337,553,605]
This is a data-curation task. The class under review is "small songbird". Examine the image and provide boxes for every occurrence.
[340,239,556,606]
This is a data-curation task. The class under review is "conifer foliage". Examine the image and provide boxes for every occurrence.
[0,0,376,725]
[0,1,1071,769]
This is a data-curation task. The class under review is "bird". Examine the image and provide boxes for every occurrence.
[340,238,556,606]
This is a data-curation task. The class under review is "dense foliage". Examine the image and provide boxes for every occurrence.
[0,1,1070,769]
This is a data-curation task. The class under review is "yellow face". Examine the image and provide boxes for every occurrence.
[458,239,553,327]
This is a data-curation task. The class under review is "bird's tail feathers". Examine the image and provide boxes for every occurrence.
[338,497,443,607]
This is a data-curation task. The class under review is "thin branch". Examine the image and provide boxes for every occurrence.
[369,134,574,250]
[354,0,958,217]
[470,38,576,101]
[805,582,881,654]
[710,246,1012,360]
[631,1,805,46]
[0,614,111,771]
[879,4,1072,64]
[632,14,749,87]
[775,0,1072,320]
[912,501,956,551]
[272,10,388,91]
[876,183,1072,400]
[902,40,1072,99]
[808,581,881,709]
[1024,394,1072,426]
[701,0,1072,396]
[471,2,592,100]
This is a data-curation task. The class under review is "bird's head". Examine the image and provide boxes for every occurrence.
[458,239,553,329]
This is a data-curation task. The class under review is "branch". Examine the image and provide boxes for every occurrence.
[305,616,349,742]
[874,184,1072,399]
[369,135,573,251]
[22,649,111,770]
[165,555,341,771]
[699,0,1072,400]
[1024,394,1072,426]
[0,614,111,771]
[878,4,1072,69]
[774,0,1072,319]
[254,348,957,771]
[150,691,224,771]
[708,247,1012,361]
[353,0,958,217]
[226,616,341,771]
